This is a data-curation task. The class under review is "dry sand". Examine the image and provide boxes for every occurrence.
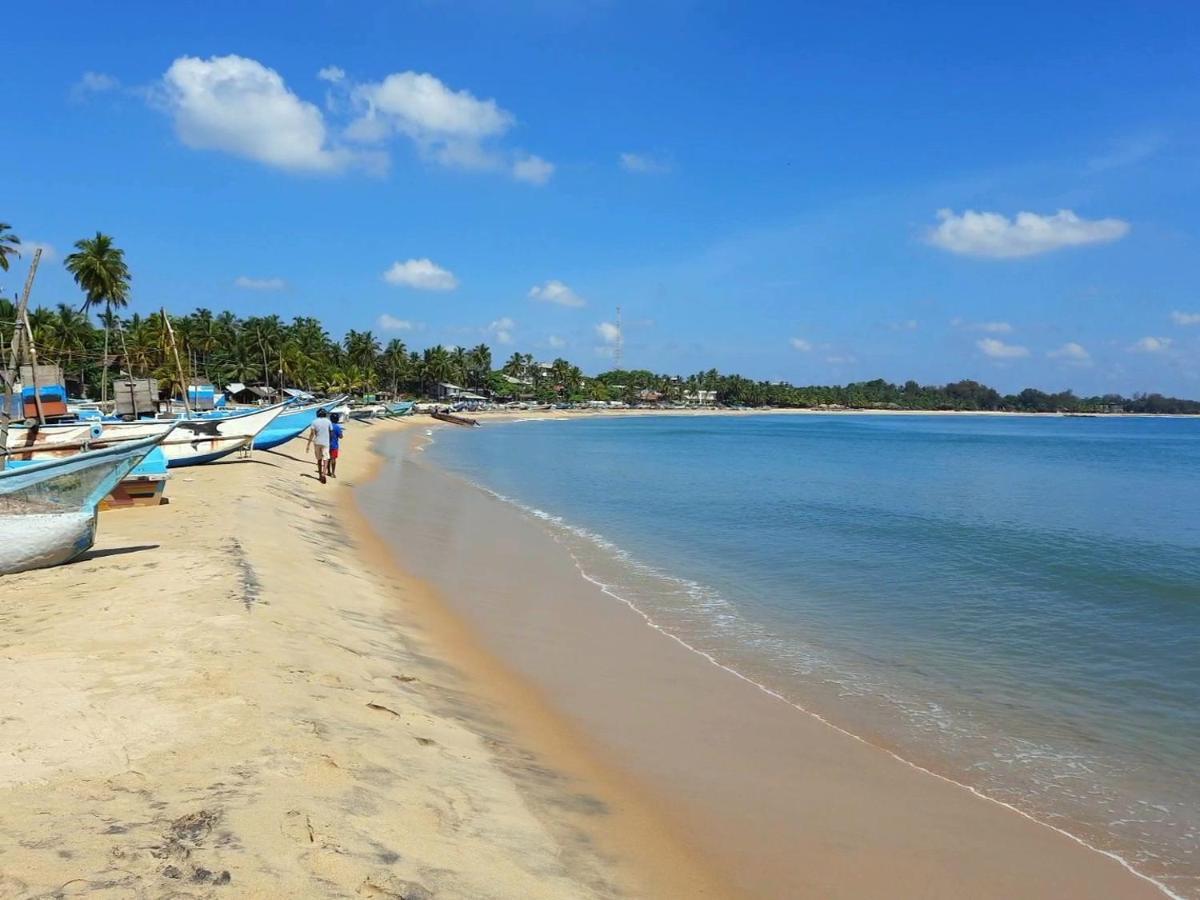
[0,416,718,899]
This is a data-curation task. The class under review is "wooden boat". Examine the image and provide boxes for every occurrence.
[99,447,169,510]
[431,411,479,427]
[7,403,288,467]
[0,430,170,575]
[386,401,414,416]
[251,399,343,450]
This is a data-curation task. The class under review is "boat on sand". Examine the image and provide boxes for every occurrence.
[0,430,171,575]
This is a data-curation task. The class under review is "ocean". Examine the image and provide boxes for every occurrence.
[381,413,1199,896]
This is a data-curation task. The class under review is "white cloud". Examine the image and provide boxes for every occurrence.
[826,354,857,365]
[1170,311,1200,326]
[977,321,1012,334]
[928,208,1130,258]
[619,152,670,174]
[1131,336,1171,354]
[161,54,363,173]
[317,66,346,83]
[233,275,285,291]
[547,335,566,348]
[596,321,621,344]
[376,314,414,331]
[512,154,554,185]
[1048,342,1091,363]
[382,258,458,291]
[528,279,585,308]
[71,71,119,101]
[14,241,56,263]
[977,337,1030,359]
[343,70,551,183]
[789,337,812,351]
[1086,134,1165,174]
[487,317,515,344]
[888,319,919,331]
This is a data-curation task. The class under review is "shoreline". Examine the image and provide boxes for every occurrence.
[359,410,1182,899]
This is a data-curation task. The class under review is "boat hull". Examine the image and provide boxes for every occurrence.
[0,512,96,574]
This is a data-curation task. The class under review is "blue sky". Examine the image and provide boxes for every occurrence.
[5,0,1200,394]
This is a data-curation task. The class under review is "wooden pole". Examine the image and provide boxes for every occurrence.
[161,308,192,417]
[0,247,43,470]
[21,309,46,426]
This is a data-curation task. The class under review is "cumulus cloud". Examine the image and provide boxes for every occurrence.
[487,317,515,344]
[547,335,566,348]
[928,209,1130,258]
[160,54,364,173]
[71,71,120,101]
[155,57,548,182]
[317,66,346,83]
[977,337,1029,359]
[596,321,621,344]
[789,337,812,351]
[382,258,458,291]
[234,275,285,290]
[342,70,550,182]
[1131,336,1171,353]
[1048,342,1091,363]
[1170,311,1200,326]
[376,314,414,331]
[529,279,585,308]
[619,152,670,174]
[512,154,554,185]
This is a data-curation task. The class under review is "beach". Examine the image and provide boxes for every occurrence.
[0,411,1183,898]
[0,416,718,898]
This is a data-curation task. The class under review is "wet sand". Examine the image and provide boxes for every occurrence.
[0,416,718,898]
[359,417,1173,899]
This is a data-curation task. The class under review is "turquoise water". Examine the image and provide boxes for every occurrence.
[426,414,1200,896]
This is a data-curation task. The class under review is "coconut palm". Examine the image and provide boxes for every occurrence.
[64,232,131,404]
[0,223,21,272]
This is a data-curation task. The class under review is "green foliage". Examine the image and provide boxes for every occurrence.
[7,300,1199,413]
[0,223,20,273]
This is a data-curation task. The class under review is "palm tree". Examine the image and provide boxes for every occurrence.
[467,343,492,389]
[64,232,131,404]
[0,223,21,272]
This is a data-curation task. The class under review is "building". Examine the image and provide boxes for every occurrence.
[684,390,718,405]
[434,382,489,402]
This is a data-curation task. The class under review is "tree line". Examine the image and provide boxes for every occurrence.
[1,223,1197,413]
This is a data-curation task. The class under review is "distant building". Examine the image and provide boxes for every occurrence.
[435,382,489,401]
[684,390,717,405]
[224,383,279,405]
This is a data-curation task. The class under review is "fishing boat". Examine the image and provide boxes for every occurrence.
[386,401,414,416]
[251,398,343,450]
[348,404,387,421]
[0,431,169,575]
[430,410,479,427]
[6,403,287,467]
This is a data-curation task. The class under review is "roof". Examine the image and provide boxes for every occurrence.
[225,382,246,394]
[283,387,314,399]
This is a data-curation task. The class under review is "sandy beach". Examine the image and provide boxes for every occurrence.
[0,416,717,899]
[0,410,1178,898]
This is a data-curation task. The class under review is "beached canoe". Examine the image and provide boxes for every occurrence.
[251,399,342,450]
[0,430,170,575]
[6,404,287,467]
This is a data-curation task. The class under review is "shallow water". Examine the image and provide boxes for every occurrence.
[419,414,1200,896]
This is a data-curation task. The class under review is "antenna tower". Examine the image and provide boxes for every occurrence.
[615,305,623,369]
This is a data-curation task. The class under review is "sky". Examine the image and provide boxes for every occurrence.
[4,0,1200,395]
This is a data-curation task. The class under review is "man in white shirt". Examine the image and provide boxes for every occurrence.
[305,408,332,484]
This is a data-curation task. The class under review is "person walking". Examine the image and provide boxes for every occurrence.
[327,412,345,478]
[305,408,332,483]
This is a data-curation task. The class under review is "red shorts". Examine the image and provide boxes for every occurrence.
[330,448,340,459]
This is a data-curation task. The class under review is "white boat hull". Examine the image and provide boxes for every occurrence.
[0,512,95,574]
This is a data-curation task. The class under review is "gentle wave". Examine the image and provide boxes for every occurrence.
[455,473,1182,900]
